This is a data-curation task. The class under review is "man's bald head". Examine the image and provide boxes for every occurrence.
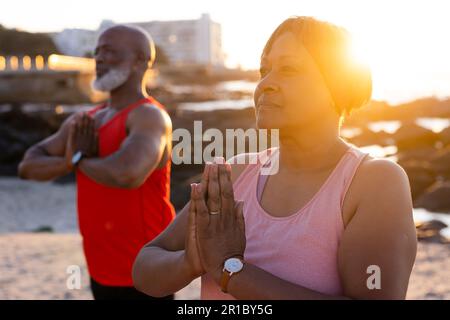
[93,25,156,92]
[100,25,155,69]
[96,25,155,71]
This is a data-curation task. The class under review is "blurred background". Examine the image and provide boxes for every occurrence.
[0,0,449,299]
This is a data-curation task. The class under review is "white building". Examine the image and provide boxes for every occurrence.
[52,29,97,58]
[52,14,225,67]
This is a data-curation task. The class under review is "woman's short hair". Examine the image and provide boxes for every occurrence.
[262,16,372,117]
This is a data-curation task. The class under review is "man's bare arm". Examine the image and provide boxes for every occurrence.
[18,114,77,181]
[78,105,170,188]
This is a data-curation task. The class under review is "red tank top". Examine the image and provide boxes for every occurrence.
[76,97,175,286]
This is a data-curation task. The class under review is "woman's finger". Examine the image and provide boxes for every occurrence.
[192,183,211,227]
[187,185,197,238]
[218,163,234,226]
[200,162,211,199]
[207,164,221,215]
[235,201,245,233]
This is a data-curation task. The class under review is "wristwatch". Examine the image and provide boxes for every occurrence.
[71,151,84,167]
[220,257,244,293]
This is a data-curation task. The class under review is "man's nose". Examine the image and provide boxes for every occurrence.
[94,52,104,65]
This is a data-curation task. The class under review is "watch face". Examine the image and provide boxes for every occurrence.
[71,151,82,165]
[224,258,243,273]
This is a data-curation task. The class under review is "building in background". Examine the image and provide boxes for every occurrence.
[51,29,97,58]
[52,14,225,67]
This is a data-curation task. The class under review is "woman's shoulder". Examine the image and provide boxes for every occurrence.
[345,143,408,185]
[343,154,412,226]
[348,155,411,210]
[357,156,409,186]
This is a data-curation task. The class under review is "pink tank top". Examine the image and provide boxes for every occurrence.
[201,145,369,299]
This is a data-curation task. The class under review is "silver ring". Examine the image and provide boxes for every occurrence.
[209,211,220,215]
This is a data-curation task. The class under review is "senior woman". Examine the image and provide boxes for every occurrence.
[133,16,417,300]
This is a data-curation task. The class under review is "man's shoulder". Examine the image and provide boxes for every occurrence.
[128,103,171,131]
[134,102,167,116]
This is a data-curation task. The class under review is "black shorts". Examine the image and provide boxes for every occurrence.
[90,277,174,300]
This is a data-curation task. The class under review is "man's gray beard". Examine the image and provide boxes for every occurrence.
[92,67,131,92]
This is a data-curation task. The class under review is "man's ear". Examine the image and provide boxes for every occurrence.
[135,52,149,70]
[128,52,140,72]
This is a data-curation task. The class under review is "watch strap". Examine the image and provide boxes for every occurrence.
[220,269,232,293]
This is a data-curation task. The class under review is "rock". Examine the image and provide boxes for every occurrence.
[416,219,447,231]
[416,220,449,244]
[393,121,439,151]
[396,146,439,165]
[170,164,204,211]
[429,146,450,179]
[400,161,436,200]
[0,108,68,175]
[415,180,450,213]
[347,126,392,147]
[31,226,54,233]
[438,126,450,146]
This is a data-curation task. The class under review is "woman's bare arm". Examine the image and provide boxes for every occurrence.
[132,201,196,297]
[132,154,250,297]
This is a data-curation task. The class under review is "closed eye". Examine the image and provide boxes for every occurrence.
[259,67,269,77]
[279,66,299,73]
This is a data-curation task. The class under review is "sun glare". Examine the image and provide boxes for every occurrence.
[349,35,373,71]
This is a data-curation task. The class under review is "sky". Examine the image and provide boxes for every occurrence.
[1,0,450,104]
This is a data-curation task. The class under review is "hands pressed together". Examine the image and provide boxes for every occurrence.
[184,158,246,283]
[65,113,98,170]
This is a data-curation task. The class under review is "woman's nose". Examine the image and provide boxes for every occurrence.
[258,74,279,93]
[262,83,279,93]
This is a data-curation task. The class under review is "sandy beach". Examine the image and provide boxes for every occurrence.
[0,177,449,300]
[0,233,201,300]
